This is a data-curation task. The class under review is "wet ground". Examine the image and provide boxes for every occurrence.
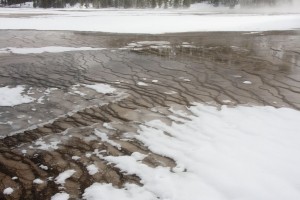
[0,30,300,199]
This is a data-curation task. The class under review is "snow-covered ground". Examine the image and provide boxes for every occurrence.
[0,46,105,54]
[0,85,35,106]
[0,8,299,33]
[84,103,300,200]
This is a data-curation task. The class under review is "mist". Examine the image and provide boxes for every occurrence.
[190,0,300,14]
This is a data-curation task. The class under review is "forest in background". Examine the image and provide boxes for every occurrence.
[0,0,292,9]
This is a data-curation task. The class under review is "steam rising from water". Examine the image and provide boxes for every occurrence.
[191,0,300,14]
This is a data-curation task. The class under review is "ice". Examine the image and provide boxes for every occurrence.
[0,46,105,54]
[85,104,300,200]
[55,169,76,185]
[84,83,116,94]
[0,9,299,33]
[0,85,35,106]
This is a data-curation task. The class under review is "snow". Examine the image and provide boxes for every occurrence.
[86,164,99,175]
[3,187,13,195]
[34,139,60,150]
[137,82,148,86]
[55,169,76,185]
[0,47,105,54]
[243,80,252,84]
[72,156,81,160]
[51,192,70,200]
[222,100,232,103]
[33,178,44,184]
[39,164,49,170]
[85,104,300,200]
[83,183,157,200]
[84,84,116,94]
[0,9,299,33]
[164,91,177,95]
[0,85,35,106]
[131,152,147,161]
[94,129,121,150]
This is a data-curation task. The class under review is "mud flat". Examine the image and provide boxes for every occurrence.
[0,30,300,199]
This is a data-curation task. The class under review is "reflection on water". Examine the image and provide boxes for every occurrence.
[124,34,300,73]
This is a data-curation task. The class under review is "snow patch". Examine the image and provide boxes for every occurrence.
[243,80,252,84]
[0,10,299,33]
[72,156,81,160]
[33,178,44,184]
[34,139,60,150]
[0,46,105,54]
[3,187,13,195]
[94,129,121,150]
[131,152,147,161]
[0,85,35,106]
[87,164,99,175]
[83,183,157,200]
[51,192,70,200]
[84,83,116,94]
[137,82,148,86]
[55,170,76,185]
[164,91,177,95]
[98,104,300,200]
[39,164,48,170]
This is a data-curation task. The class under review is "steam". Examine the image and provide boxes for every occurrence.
[191,0,300,14]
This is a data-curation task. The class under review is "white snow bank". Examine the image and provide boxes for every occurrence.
[0,9,299,33]
[51,192,70,200]
[87,104,300,200]
[55,169,76,185]
[0,46,105,54]
[0,85,35,106]
[83,183,157,200]
[84,84,116,94]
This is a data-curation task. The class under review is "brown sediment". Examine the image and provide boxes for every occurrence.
[0,30,299,199]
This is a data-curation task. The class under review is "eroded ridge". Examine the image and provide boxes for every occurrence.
[0,30,300,199]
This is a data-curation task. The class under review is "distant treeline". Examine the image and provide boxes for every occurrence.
[0,0,291,8]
